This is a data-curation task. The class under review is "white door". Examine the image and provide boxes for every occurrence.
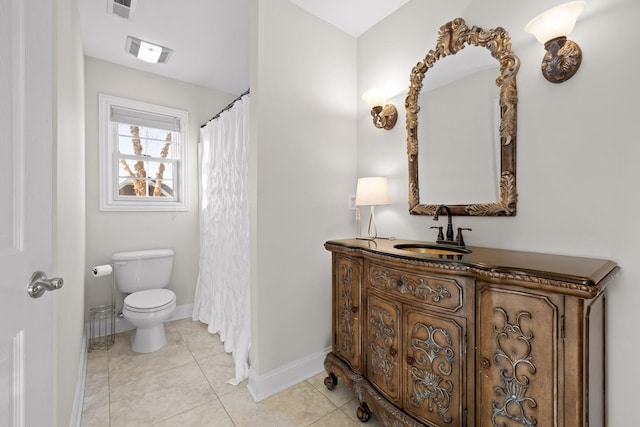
[0,1,56,426]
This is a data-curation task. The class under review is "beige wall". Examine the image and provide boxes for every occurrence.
[357,0,640,424]
[54,0,86,424]
[249,0,357,389]
[84,58,236,318]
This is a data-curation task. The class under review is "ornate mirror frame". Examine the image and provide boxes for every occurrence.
[406,18,520,216]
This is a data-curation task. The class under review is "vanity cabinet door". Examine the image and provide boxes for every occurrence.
[366,291,402,404]
[334,255,363,373]
[476,284,563,427]
[404,307,467,427]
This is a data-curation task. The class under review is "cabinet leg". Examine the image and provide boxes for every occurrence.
[323,372,338,391]
[356,402,371,423]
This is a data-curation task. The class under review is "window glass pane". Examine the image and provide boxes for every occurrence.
[117,177,175,198]
[117,124,176,159]
[122,125,145,156]
[117,159,175,198]
[150,179,174,197]
[148,161,173,180]
[117,123,131,136]
[118,135,137,155]
[118,158,147,179]
[145,137,173,158]
[139,127,170,141]
[118,177,149,197]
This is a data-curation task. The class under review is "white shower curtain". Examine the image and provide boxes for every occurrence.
[193,93,250,384]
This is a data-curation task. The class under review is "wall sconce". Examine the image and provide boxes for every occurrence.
[525,1,586,83]
[355,177,391,239]
[362,88,398,130]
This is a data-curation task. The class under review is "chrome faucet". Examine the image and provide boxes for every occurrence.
[433,204,454,244]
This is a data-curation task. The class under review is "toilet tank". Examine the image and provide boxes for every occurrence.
[112,249,174,293]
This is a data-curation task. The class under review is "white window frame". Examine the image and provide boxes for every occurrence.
[99,94,189,211]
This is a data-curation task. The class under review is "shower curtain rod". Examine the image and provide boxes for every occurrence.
[201,88,250,128]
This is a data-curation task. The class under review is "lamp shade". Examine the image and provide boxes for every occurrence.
[355,177,391,206]
[525,1,586,44]
[362,88,386,108]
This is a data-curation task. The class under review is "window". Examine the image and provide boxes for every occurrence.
[99,94,189,211]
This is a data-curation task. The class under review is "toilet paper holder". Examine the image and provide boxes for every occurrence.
[89,264,116,351]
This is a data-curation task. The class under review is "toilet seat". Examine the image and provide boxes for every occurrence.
[124,289,176,313]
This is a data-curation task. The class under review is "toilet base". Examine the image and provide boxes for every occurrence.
[122,291,176,353]
[130,323,168,353]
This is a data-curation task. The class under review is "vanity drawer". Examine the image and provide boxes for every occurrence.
[366,262,465,313]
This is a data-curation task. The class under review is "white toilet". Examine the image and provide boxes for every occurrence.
[112,249,176,353]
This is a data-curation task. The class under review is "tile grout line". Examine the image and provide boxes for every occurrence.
[158,322,223,426]
[84,321,240,426]
[186,324,239,426]
[176,320,239,426]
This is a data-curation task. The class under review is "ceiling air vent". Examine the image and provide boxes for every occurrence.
[108,0,137,20]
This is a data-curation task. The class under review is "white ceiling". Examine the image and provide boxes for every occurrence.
[78,0,411,95]
[289,0,411,37]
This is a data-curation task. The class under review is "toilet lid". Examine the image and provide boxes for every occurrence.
[124,289,175,311]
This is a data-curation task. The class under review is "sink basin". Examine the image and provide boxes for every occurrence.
[393,244,471,256]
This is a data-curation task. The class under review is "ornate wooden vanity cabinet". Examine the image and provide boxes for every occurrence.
[323,239,617,427]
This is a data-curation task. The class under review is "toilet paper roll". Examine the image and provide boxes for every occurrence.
[91,264,113,278]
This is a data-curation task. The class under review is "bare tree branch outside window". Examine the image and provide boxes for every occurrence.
[119,125,172,197]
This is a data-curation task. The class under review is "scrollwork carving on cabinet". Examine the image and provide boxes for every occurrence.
[368,266,461,310]
[369,305,397,392]
[410,322,455,424]
[422,280,452,302]
[491,308,538,427]
[338,264,356,361]
[334,255,363,373]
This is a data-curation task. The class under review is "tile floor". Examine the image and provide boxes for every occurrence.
[80,318,383,426]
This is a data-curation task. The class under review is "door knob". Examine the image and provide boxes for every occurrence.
[27,271,64,298]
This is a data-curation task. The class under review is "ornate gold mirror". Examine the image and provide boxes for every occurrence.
[406,18,519,216]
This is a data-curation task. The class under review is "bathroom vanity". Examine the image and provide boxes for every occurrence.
[323,238,617,427]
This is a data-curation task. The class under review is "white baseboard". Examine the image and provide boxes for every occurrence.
[171,303,194,321]
[247,347,331,402]
[69,331,88,427]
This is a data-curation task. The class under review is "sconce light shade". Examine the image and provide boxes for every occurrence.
[525,1,585,44]
[362,88,386,109]
[355,177,391,239]
[362,88,398,130]
[525,1,586,83]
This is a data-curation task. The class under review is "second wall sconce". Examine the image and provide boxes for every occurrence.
[525,1,586,83]
[362,88,397,130]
